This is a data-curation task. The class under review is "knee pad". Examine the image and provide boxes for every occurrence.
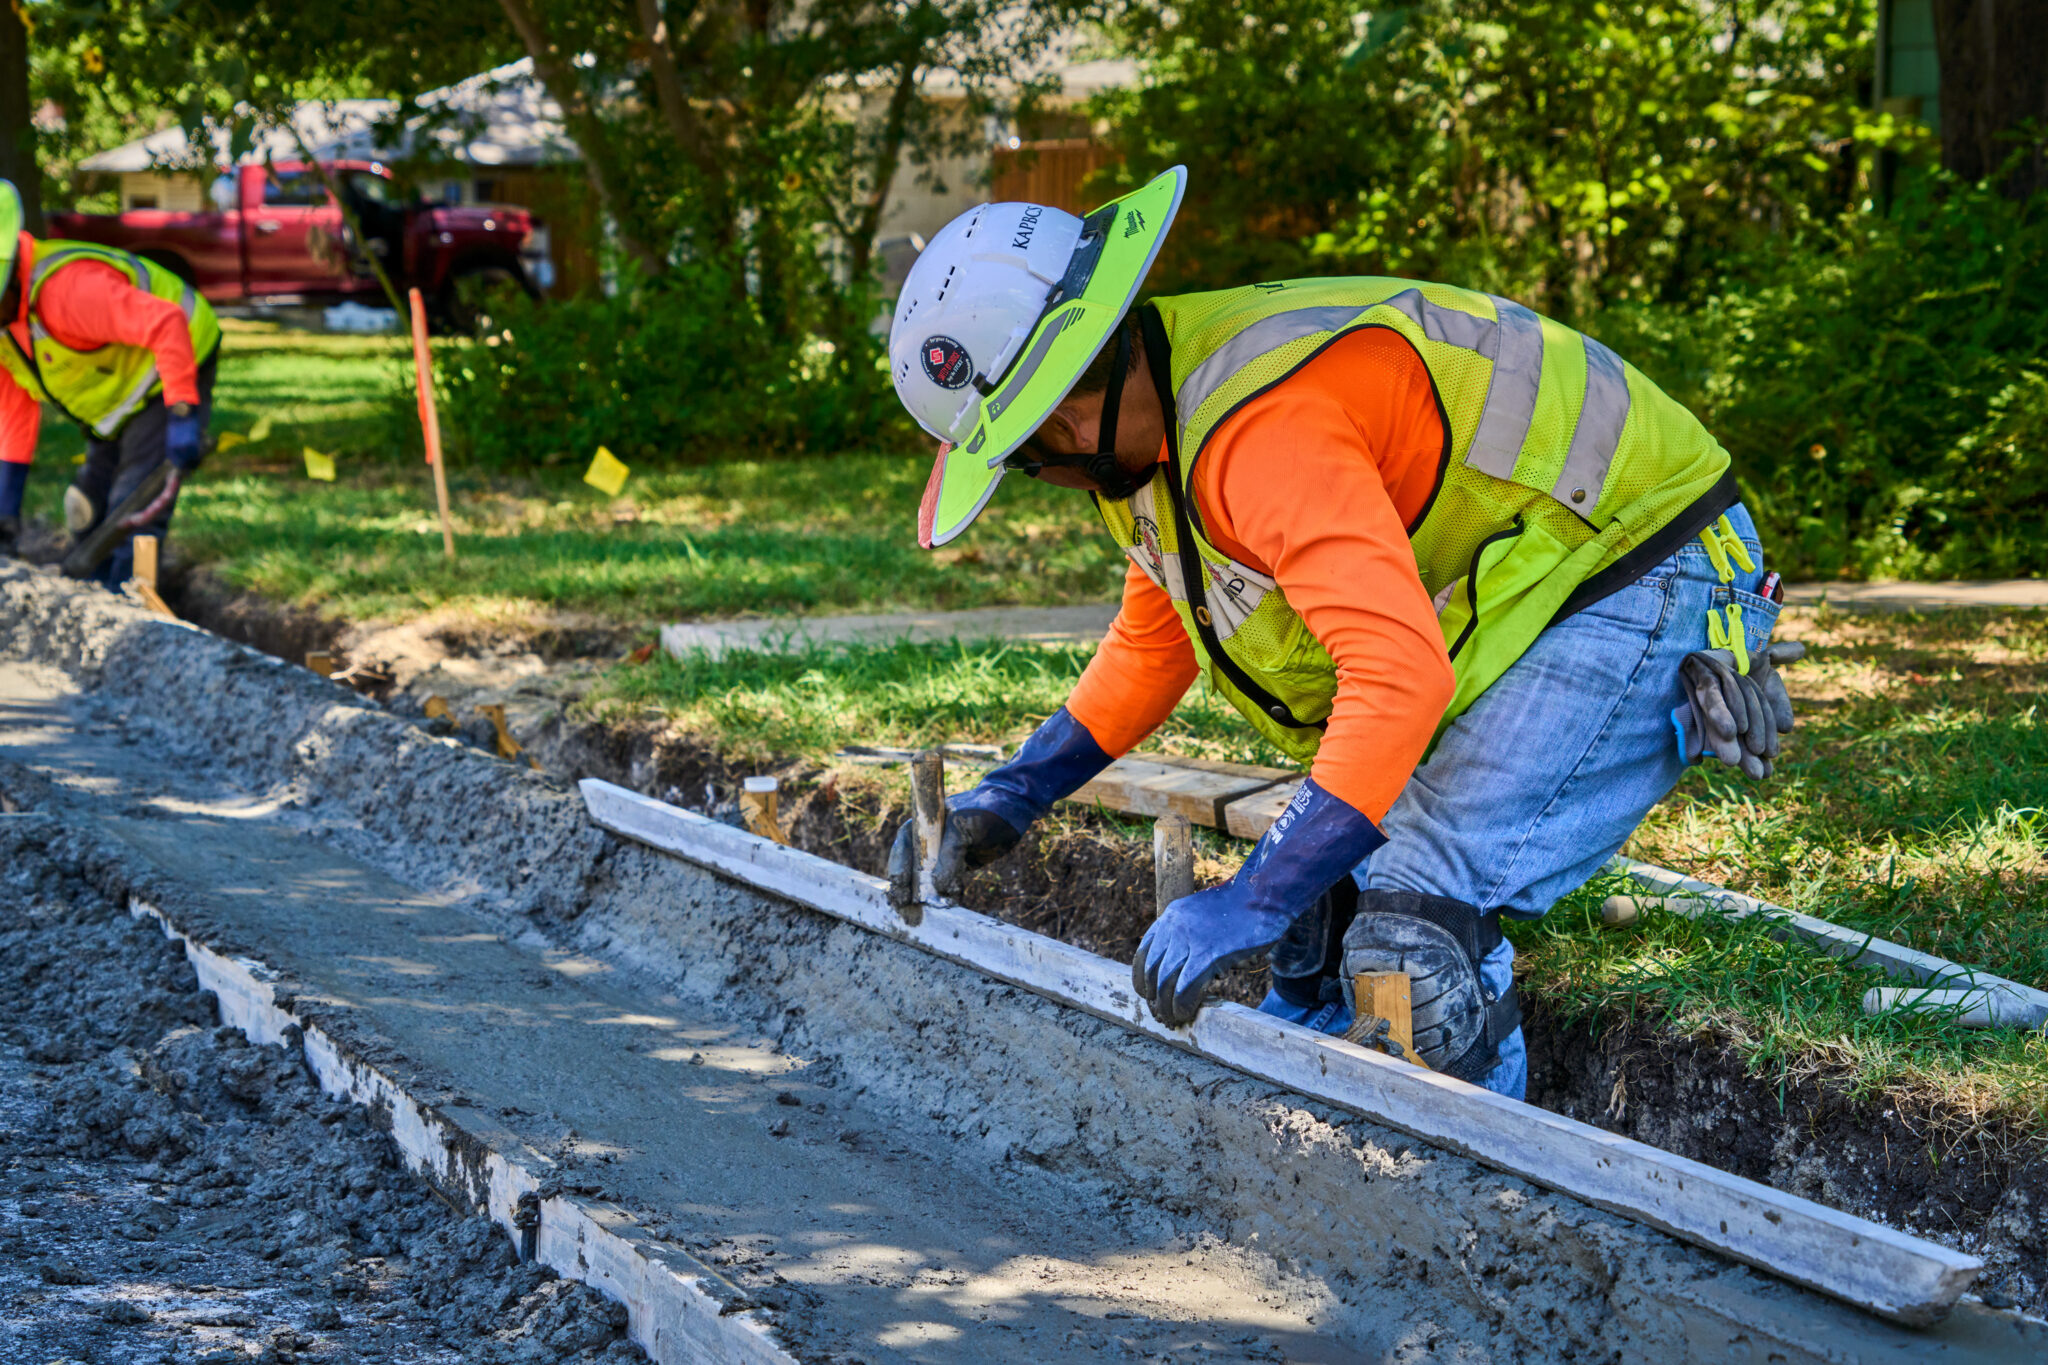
[1267,877,1358,1007]
[1339,889,1521,1084]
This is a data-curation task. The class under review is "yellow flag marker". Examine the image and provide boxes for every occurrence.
[71,452,86,465]
[303,446,337,482]
[248,416,274,443]
[215,431,248,451]
[584,445,630,497]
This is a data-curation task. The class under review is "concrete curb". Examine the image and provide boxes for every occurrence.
[584,779,1983,1327]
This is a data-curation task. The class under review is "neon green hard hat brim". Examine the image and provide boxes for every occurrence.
[0,180,22,285]
[918,166,1187,548]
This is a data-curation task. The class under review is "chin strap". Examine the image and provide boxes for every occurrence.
[1005,316,1158,500]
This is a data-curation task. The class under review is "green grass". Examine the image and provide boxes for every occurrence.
[590,637,1296,769]
[21,321,1113,628]
[1513,607,2048,1130]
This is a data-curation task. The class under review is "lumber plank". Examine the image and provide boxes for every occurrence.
[1222,780,1301,839]
[1354,971,1425,1068]
[583,778,1981,1326]
[1069,756,1281,828]
[1612,858,2048,1015]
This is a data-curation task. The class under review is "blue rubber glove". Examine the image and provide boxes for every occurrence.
[887,707,1113,896]
[1134,778,1386,1027]
[166,408,205,471]
[0,460,25,555]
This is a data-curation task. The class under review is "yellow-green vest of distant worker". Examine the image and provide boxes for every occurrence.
[0,239,222,439]
[1095,278,1731,762]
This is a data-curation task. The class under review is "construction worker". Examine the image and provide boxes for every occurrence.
[0,179,221,580]
[884,168,1797,1098]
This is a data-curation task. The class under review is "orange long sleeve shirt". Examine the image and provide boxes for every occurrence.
[1065,327,1457,823]
[2,231,204,466]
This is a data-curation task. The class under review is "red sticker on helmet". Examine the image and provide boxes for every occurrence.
[920,335,973,390]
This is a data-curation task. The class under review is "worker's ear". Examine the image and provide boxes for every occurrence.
[1032,399,1096,457]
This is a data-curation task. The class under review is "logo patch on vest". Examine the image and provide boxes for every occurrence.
[920,335,972,390]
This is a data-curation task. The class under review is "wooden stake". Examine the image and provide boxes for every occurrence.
[899,748,946,926]
[476,703,523,760]
[128,535,177,618]
[1353,971,1429,1069]
[305,651,337,678]
[1152,813,1194,918]
[408,287,457,561]
[738,776,785,845]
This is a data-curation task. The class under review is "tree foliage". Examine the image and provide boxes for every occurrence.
[1089,0,1900,322]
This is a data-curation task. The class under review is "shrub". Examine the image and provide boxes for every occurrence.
[424,272,907,469]
[1600,174,2048,579]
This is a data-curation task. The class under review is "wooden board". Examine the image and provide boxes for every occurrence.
[1222,780,1302,839]
[582,778,1981,1326]
[1068,756,1283,828]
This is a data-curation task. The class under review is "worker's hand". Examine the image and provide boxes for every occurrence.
[1675,641,1801,779]
[166,407,206,471]
[1133,778,1385,1027]
[121,465,181,531]
[887,807,1022,898]
[1135,887,1298,1027]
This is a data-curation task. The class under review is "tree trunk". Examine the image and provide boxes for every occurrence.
[0,0,44,231]
[1930,0,2048,198]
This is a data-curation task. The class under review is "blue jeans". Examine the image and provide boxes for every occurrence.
[1352,503,1778,1098]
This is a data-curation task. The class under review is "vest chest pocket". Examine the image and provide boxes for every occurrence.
[1435,516,1571,663]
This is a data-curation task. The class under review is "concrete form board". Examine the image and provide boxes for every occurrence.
[1616,858,2048,1016]
[125,895,798,1365]
[582,779,1982,1326]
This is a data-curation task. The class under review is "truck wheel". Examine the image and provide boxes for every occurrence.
[436,263,531,335]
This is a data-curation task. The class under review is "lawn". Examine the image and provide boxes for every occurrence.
[22,322,1114,631]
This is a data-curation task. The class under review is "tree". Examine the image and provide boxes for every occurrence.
[2,0,43,229]
[489,0,1066,348]
[1931,0,2048,198]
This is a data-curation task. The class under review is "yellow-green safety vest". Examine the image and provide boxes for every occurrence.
[1098,278,1738,763]
[0,239,222,439]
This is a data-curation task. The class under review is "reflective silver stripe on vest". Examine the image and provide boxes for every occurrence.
[1177,288,1629,513]
[1380,288,1497,354]
[1174,305,1360,430]
[1550,335,1631,511]
[1464,298,1545,481]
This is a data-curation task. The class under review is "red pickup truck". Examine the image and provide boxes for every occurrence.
[48,160,549,328]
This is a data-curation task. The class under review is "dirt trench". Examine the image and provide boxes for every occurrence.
[0,809,645,1365]
[163,575,2048,1319]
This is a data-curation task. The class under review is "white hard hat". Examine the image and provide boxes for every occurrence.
[890,201,1084,444]
[887,168,1186,546]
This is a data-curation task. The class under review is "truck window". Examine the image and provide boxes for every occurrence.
[263,171,328,207]
[210,175,238,210]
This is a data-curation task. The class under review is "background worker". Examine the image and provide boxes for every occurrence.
[885,168,1797,1098]
[0,179,220,580]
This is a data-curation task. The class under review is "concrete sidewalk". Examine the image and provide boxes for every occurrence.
[660,579,2046,659]
[1782,580,2048,609]
[661,602,1120,659]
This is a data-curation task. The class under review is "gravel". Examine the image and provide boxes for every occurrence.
[0,814,647,1364]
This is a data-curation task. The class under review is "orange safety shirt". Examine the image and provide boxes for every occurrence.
[1,231,204,466]
[1065,327,1458,823]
